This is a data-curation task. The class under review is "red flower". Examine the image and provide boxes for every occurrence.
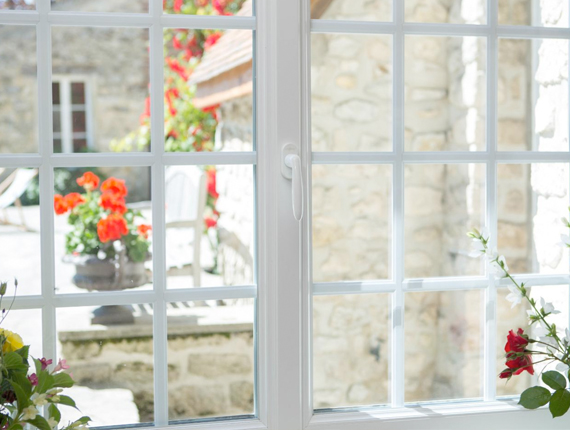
[204,32,222,50]
[206,168,219,199]
[166,57,189,81]
[212,0,225,14]
[137,224,152,239]
[54,194,68,215]
[202,104,220,121]
[64,193,85,210]
[28,374,38,386]
[194,0,207,6]
[505,354,534,376]
[173,0,183,12]
[140,96,151,124]
[100,192,127,214]
[101,177,128,198]
[205,217,217,229]
[97,214,128,243]
[505,328,529,354]
[39,358,53,370]
[76,171,100,190]
[172,36,183,50]
[165,88,180,117]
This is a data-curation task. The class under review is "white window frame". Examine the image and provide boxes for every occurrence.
[1,0,570,429]
[52,75,93,153]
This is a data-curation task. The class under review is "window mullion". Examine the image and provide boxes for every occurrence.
[484,0,499,403]
[390,0,405,409]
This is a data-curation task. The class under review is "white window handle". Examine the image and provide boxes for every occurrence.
[281,144,304,221]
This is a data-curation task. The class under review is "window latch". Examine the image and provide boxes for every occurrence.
[281,143,304,221]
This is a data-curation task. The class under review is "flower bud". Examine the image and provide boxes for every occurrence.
[0,282,7,296]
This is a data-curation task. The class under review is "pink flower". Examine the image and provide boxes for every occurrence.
[28,373,38,386]
[39,357,53,370]
[54,359,70,372]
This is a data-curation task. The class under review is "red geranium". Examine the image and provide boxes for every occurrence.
[206,168,219,199]
[205,217,217,229]
[76,171,100,190]
[173,0,183,12]
[137,224,152,239]
[101,177,128,197]
[204,32,222,50]
[97,214,129,243]
[54,194,68,215]
[64,193,85,210]
[100,192,127,214]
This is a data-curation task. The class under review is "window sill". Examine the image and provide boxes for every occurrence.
[308,400,570,430]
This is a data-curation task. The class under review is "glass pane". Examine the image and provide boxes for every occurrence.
[53,111,62,133]
[0,0,35,10]
[73,139,88,153]
[71,82,86,104]
[0,168,41,295]
[163,28,253,153]
[167,300,255,421]
[166,165,254,289]
[406,0,486,24]
[4,308,42,358]
[72,111,87,133]
[498,38,569,151]
[57,305,153,426]
[497,163,569,275]
[497,285,570,397]
[0,25,37,153]
[311,34,393,152]
[404,164,486,278]
[312,165,392,283]
[53,82,61,105]
[313,294,390,409]
[54,139,63,153]
[52,0,148,13]
[164,0,251,16]
[405,290,484,402]
[405,36,487,151]
[311,0,392,21]
[52,27,150,153]
[54,167,153,294]
[499,0,569,27]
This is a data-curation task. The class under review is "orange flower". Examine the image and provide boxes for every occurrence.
[101,177,128,197]
[137,224,152,239]
[64,193,85,211]
[76,172,100,190]
[100,192,127,214]
[97,214,128,243]
[54,194,68,215]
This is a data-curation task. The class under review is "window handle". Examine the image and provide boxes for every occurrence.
[282,144,304,221]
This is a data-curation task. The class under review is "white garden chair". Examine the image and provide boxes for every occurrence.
[0,168,38,231]
[164,165,207,287]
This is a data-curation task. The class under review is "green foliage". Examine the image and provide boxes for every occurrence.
[519,386,552,409]
[550,389,570,418]
[543,371,567,391]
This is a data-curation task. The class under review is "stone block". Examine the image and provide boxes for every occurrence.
[229,381,254,412]
[187,353,252,377]
[169,385,227,418]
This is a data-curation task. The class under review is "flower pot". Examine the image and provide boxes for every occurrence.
[63,254,150,292]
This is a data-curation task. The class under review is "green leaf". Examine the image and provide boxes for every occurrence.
[25,415,51,430]
[36,371,55,394]
[55,395,77,409]
[11,372,32,396]
[74,416,91,425]
[8,380,30,413]
[519,386,552,410]
[8,424,23,430]
[15,346,29,361]
[550,389,570,418]
[543,371,567,391]
[48,403,61,423]
[3,352,27,372]
[53,372,74,388]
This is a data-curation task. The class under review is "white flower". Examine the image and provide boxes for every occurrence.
[556,362,569,372]
[540,336,559,353]
[31,393,48,406]
[559,234,570,248]
[469,239,486,258]
[47,418,58,429]
[22,405,39,421]
[480,227,490,241]
[506,285,524,308]
[490,255,508,278]
[541,297,561,315]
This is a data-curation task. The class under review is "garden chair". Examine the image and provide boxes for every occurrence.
[165,165,207,287]
[0,168,38,231]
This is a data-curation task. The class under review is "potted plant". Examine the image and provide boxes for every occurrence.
[54,172,152,293]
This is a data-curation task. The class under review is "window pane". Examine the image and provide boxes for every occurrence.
[54,167,153,294]
[313,165,392,283]
[72,111,87,133]
[53,111,62,133]
[0,168,40,295]
[499,0,569,27]
[53,82,61,105]
[6,308,42,358]
[497,163,569,275]
[313,294,390,409]
[57,305,153,426]
[165,165,254,289]
[311,34,393,152]
[164,0,251,16]
[52,27,150,153]
[71,82,86,105]
[405,36,487,151]
[163,28,254,152]
[405,290,483,403]
[404,164,486,278]
[311,0,392,21]
[405,0,486,24]
[52,0,148,13]
[498,38,569,151]
[73,139,88,153]
[497,285,569,397]
[0,25,37,153]
[167,300,255,421]
[0,0,34,10]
